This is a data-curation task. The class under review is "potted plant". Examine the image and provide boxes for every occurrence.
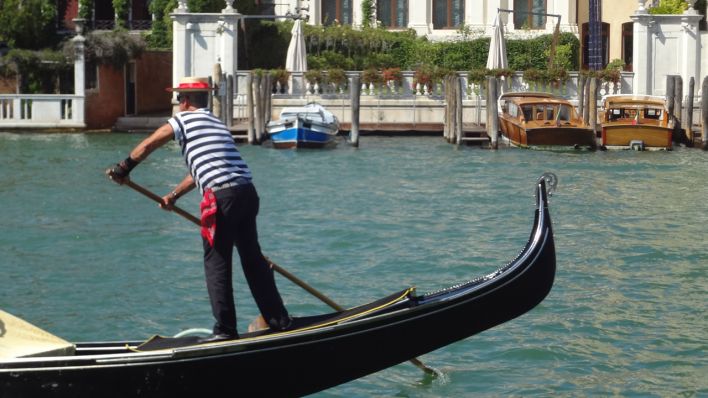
[414,64,434,94]
[361,67,382,85]
[304,69,324,93]
[382,67,402,93]
[523,68,548,90]
[466,68,488,96]
[270,68,290,93]
[327,68,347,91]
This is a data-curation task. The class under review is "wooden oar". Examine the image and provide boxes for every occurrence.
[119,178,436,375]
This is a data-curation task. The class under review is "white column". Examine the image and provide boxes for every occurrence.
[408,0,430,35]
[630,10,653,95]
[219,7,240,77]
[680,10,702,95]
[171,10,190,101]
[72,18,86,125]
[349,0,361,27]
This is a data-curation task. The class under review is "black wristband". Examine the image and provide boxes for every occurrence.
[122,156,139,171]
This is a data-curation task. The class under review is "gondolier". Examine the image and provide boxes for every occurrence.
[107,76,292,341]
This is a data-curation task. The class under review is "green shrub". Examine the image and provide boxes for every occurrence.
[649,0,689,14]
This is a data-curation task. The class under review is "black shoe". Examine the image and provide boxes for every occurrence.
[197,333,238,344]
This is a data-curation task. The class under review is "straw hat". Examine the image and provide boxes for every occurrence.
[166,76,216,92]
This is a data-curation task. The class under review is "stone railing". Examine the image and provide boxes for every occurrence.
[234,70,634,102]
[0,94,85,129]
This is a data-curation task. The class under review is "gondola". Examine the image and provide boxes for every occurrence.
[0,175,557,398]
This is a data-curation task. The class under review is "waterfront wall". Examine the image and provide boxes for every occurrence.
[230,70,635,129]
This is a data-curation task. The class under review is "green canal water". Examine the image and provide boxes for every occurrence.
[1,132,706,397]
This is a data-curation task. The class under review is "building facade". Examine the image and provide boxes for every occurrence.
[269,0,581,38]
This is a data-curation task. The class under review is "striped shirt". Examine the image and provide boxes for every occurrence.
[168,108,252,194]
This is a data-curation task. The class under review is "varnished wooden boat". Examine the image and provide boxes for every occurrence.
[0,177,556,397]
[498,92,597,150]
[599,95,673,150]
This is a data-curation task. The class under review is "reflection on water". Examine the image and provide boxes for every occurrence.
[0,133,706,396]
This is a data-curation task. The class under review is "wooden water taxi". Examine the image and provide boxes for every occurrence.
[498,92,597,150]
[599,95,673,150]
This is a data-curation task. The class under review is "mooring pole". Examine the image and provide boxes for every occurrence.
[349,74,360,147]
[686,77,695,146]
[246,73,255,144]
[583,77,591,124]
[589,77,598,137]
[702,76,708,150]
[212,64,222,119]
[578,74,586,118]
[675,75,684,143]
[455,75,464,146]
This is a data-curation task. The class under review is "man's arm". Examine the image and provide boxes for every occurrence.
[106,123,175,184]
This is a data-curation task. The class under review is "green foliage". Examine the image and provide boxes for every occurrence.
[270,68,290,86]
[0,0,58,50]
[73,30,146,68]
[361,67,381,84]
[649,0,689,14]
[467,69,488,84]
[0,48,72,93]
[79,0,93,20]
[113,0,129,29]
[327,68,347,86]
[361,0,375,28]
[304,69,324,84]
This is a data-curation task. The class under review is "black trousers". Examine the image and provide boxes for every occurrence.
[203,183,289,336]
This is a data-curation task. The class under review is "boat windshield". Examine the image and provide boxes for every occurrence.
[644,108,662,120]
[557,105,571,121]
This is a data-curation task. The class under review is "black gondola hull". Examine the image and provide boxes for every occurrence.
[1,180,556,398]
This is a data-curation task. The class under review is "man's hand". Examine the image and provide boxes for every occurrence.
[160,192,177,211]
[106,162,130,185]
[106,157,139,185]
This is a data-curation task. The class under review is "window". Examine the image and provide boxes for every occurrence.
[378,0,408,28]
[582,22,609,69]
[622,22,633,72]
[514,0,546,30]
[321,0,353,26]
[433,0,464,29]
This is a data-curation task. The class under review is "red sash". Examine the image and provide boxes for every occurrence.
[200,189,217,246]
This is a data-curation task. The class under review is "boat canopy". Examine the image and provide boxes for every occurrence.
[0,310,75,359]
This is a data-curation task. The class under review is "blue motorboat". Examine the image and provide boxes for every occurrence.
[266,103,339,148]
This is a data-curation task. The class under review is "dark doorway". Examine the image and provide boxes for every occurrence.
[125,63,136,115]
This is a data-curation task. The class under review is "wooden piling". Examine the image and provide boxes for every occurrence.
[455,76,463,146]
[702,76,708,150]
[666,75,676,122]
[253,74,263,144]
[264,74,272,125]
[686,76,695,146]
[349,74,360,147]
[212,64,222,119]
[583,77,590,124]
[246,73,255,144]
[577,74,586,118]
[226,74,234,128]
[674,76,684,143]
[443,76,450,142]
[487,76,499,149]
[589,77,598,137]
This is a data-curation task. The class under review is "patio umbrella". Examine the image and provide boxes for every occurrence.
[486,14,507,70]
[286,19,307,73]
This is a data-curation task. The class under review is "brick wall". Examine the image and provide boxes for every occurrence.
[136,51,172,115]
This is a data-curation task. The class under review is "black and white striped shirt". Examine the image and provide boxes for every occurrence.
[168,109,252,194]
